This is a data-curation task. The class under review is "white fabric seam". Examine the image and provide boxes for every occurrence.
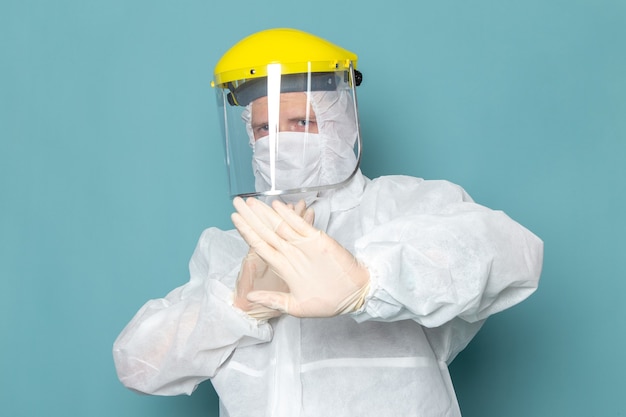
[226,360,269,378]
[300,356,435,373]
[226,356,435,377]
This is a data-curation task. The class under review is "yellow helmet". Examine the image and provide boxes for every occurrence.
[213,28,358,86]
[212,28,362,106]
[212,28,363,201]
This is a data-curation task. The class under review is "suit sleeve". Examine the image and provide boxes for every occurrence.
[112,228,273,395]
[351,177,543,360]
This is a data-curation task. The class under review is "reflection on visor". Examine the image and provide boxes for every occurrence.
[227,72,337,106]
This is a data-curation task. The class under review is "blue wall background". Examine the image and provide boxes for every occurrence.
[2,1,624,416]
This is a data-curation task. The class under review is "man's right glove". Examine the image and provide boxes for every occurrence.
[232,197,370,318]
[232,199,314,321]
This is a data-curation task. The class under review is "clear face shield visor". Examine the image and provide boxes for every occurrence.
[215,63,362,202]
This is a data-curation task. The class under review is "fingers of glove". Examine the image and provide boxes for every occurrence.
[232,198,272,236]
[231,212,296,278]
[293,200,315,226]
[234,259,263,310]
[232,198,292,252]
[275,199,308,221]
[233,295,252,311]
[244,303,282,321]
[236,199,307,251]
[235,270,253,299]
[233,295,282,320]
[271,200,318,238]
[242,250,266,270]
[280,200,314,229]
[254,269,290,292]
[231,212,272,251]
[234,197,301,246]
[239,197,288,234]
[245,198,307,242]
[247,291,291,315]
[235,197,314,243]
[293,199,307,218]
[235,253,260,291]
[303,207,315,226]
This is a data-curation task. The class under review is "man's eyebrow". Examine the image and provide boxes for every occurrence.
[287,115,316,120]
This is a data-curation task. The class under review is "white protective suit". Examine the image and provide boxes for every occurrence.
[113,88,543,417]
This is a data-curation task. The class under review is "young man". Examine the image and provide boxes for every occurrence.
[113,28,543,417]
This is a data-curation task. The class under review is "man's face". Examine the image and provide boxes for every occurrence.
[250,92,319,141]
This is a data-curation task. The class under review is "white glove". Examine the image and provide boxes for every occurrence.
[231,197,370,318]
[233,250,288,320]
[233,200,314,321]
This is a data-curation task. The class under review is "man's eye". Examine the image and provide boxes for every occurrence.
[298,119,315,127]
